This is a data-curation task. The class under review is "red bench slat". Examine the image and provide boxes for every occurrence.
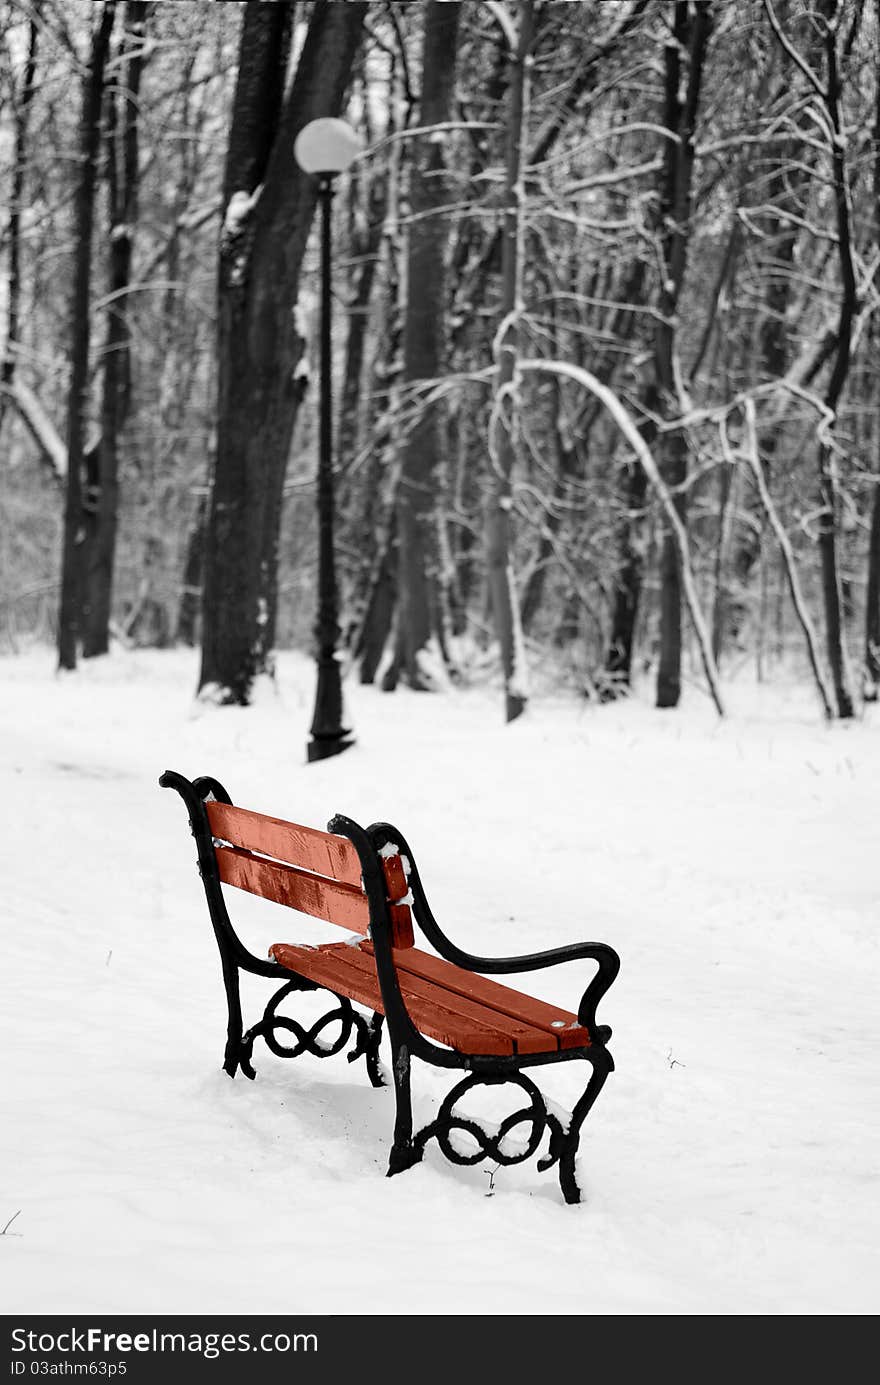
[217,847,370,933]
[362,943,590,1049]
[380,852,408,902]
[269,943,385,1020]
[385,959,551,1055]
[380,854,414,948]
[206,801,362,887]
[269,942,585,1056]
[386,902,415,950]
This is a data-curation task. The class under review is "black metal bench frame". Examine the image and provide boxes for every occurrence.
[160,769,620,1204]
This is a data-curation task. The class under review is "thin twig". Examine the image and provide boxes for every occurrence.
[761,0,827,98]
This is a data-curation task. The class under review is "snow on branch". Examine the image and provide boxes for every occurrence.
[530,124,678,174]
[565,156,663,195]
[0,377,66,482]
[364,121,502,159]
[483,1,519,51]
[761,0,827,100]
[517,357,726,717]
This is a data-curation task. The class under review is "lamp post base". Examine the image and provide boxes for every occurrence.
[307,733,355,763]
[307,655,354,763]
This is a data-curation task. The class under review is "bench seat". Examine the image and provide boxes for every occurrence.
[269,940,591,1057]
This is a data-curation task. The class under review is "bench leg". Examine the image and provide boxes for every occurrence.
[556,1050,614,1205]
[401,1059,614,1203]
[220,956,247,1079]
[387,1043,422,1177]
[234,980,386,1087]
[364,1012,386,1089]
[346,1009,385,1088]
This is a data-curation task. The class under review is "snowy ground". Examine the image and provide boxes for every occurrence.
[1,645,878,1315]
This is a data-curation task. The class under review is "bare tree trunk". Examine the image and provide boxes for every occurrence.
[57,3,116,672]
[604,406,652,693]
[604,5,711,700]
[743,400,834,717]
[176,493,207,647]
[730,153,801,643]
[336,134,388,486]
[486,0,534,723]
[655,1,713,709]
[357,528,398,685]
[711,453,740,666]
[760,0,856,716]
[0,10,39,446]
[82,1,147,658]
[865,460,880,698]
[865,0,880,699]
[727,10,826,653]
[520,262,599,638]
[395,0,461,689]
[520,374,578,633]
[348,109,406,683]
[755,532,768,683]
[199,0,367,704]
[447,407,480,637]
[816,0,856,717]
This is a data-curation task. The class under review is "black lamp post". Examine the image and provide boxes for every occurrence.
[294,118,361,763]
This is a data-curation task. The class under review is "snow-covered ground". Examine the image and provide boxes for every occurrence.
[1,645,877,1315]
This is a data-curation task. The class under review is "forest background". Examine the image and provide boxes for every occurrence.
[1,0,879,726]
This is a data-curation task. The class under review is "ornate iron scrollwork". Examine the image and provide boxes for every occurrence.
[412,1072,566,1172]
[237,981,384,1084]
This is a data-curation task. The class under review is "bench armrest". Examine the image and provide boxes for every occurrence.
[457,942,619,1039]
[366,822,620,1041]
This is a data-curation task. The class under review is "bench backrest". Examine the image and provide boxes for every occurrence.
[205,800,414,947]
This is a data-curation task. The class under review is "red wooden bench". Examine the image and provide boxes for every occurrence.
[160,770,619,1203]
